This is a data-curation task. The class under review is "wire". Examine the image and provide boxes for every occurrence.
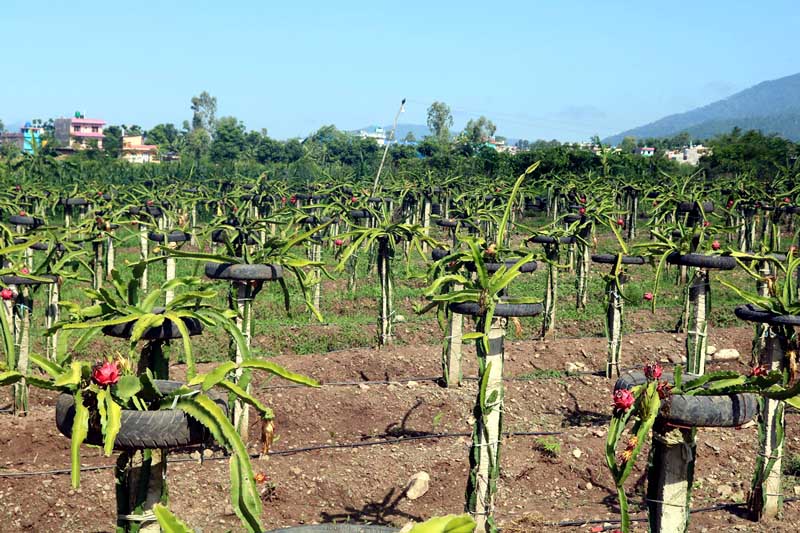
[0,430,562,478]
[257,328,682,390]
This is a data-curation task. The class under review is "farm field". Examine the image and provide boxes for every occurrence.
[0,165,800,533]
[1,325,799,532]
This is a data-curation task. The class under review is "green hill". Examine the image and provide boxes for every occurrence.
[604,72,800,144]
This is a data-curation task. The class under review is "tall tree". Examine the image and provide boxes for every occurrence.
[210,116,246,162]
[183,128,211,161]
[103,126,123,158]
[121,124,143,137]
[463,116,497,144]
[146,123,182,152]
[619,136,637,153]
[426,101,453,142]
[190,91,217,133]
[0,119,5,133]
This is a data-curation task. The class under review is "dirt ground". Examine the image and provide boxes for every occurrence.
[1,322,799,532]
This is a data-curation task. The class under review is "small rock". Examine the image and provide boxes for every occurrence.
[717,484,733,498]
[713,348,740,361]
[406,381,418,388]
[667,352,684,364]
[794,485,800,496]
[565,361,586,373]
[584,482,593,490]
[358,383,370,391]
[405,472,430,500]
[706,345,717,355]
[202,448,213,458]
[394,314,406,323]
[572,448,583,459]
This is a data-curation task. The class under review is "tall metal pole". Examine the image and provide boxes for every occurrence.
[372,98,406,196]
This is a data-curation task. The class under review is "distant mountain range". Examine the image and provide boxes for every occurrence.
[604,72,800,144]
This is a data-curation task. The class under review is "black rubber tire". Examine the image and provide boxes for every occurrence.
[13,238,48,251]
[615,371,758,427]
[300,215,332,225]
[431,248,451,261]
[528,235,575,245]
[449,301,543,318]
[55,380,227,450]
[436,219,458,228]
[591,254,646,265]
[267,526,398,533]
[348,210,372,220]
[1,274,56,286]
[211,229,257,245]
[60,197,89,206]
[148,231,190,243]
[676,201,714,214]
[144,205,164,218]
[734,304,775,324]
[102,309,202,340]
[737,304,800,326]
[9,215,44,227]
[665,252,736,270]
[466,260,538,274]
[205,262,283,281]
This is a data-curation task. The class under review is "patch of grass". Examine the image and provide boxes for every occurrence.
[783,453,800,477]
[516,369,566,381]
[534,436,561,458]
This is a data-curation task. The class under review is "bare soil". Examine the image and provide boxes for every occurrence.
[1,321,799,532]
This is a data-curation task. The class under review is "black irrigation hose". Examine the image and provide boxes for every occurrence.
[259,327,680,373]
[260,362,680,390]
[0,430,562,478]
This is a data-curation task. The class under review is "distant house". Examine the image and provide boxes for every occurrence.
[356,127,389,146]
[121,135,159,164]
[634,146,655,157]
[0,122,43,154]
[54,112,106,150]
[0,132,24,151]
[665,144,710,166]
[21,122,43,154]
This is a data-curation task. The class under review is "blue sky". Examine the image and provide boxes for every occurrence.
[1,1,798,141]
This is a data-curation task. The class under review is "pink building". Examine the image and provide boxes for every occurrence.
[54,113,106,150]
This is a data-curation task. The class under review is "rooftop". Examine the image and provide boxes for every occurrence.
[71,118,106,125]
[71,131,105,138]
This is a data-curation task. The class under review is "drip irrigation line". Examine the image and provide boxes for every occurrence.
[261,362,670,390]
[260,355,750,391]
[260,376,443,390]
[0,430,562,479]
[264,327,681,362]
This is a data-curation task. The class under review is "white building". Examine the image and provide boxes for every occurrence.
[356,127,389,146]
